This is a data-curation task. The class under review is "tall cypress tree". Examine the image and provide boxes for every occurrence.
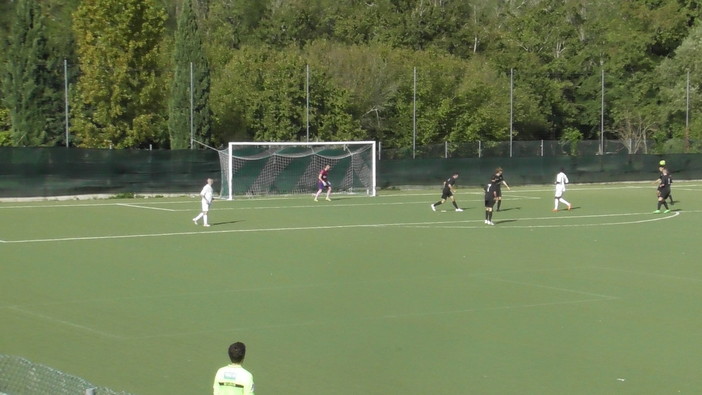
[71,0,167,148]
[3,0,63,146]
[168,0,211,149]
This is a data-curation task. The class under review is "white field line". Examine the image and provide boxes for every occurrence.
[0,266,608,310]
[0,267,618,339]
[592,266,702,283]
[478,276,618,299]
[1,182,700,210]
[128,297,614,339]
[411,211,681,229]
[5,305,123,339]
[116,203,176,212]
[0,211,684,244]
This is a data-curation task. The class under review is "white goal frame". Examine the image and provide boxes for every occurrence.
[224,141,377,200]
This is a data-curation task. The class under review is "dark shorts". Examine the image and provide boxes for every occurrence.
[495,188,502,198]
[658,187,670,200]
[318,181,330,190]
[485,198,495,208]
[441,190,453,200]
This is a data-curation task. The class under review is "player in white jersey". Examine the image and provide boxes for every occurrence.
[193,178,214,227]
[213,342,255,395]
[553,169,572,212]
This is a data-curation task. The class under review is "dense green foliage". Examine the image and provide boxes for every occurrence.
[1,0,702,150]
[2,0,65,146]
[70,0,167,148]
[168,0,211,149]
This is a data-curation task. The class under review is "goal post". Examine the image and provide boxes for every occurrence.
[219,141,377,200]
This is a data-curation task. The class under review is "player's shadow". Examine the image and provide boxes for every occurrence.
[211,220,243,226]
[494,219,518,224]
[496,207,520,212]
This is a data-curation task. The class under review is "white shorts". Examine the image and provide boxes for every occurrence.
[555,184,566,198]
[201,200,211,212]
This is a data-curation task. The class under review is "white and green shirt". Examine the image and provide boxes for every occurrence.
[213,363,254,395]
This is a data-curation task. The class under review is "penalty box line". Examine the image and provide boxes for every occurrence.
[116,203,176,212]
[0,211,686,244]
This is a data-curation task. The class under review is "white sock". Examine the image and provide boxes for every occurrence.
[559,198,570,206]
[203,214,208,225]
[554,199,559,209]
[194,213,203,221]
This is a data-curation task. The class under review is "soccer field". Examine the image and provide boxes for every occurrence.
[2,182,702,394]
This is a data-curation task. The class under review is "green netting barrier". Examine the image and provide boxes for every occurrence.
[0,355,133,395]
[0,147,219,198]
[378,154,702,189]
[1,147,700,198]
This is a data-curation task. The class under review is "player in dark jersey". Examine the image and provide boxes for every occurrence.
[654,168,672,213]
[491,167,511,211]
[314,164,332,201]
[484,177,498,225]
[657,163,674,205]
[431,173,463,212]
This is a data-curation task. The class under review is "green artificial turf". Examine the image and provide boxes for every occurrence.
[1,182,701,394]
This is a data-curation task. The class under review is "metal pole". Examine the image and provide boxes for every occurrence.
[190,62,194,149]
[64,59,69,147]
[510,68,514,158]
[445,141,448,158]
[306,64,310,142]
[600,67,604,155]
[686,69,690,152]
[413,67,417,159]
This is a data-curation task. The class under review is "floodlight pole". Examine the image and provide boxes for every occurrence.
[64,59,69,147]
[413,67,417,159]
[509,68,514,158]
[600,67,604,155]
[306,64,310,142]
[686,69,690,152]
[190,62,194,150]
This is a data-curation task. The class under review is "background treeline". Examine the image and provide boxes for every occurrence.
[1,0,702,151]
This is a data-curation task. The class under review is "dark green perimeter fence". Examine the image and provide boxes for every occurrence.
[1,147,701,198]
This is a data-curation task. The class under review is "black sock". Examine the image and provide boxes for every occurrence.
[452,201,458,209]
[485,211,489,220]
[663,201,669,210]
[434,201,442,206]
[488,211,493,221]
[497,200,501,210]
[658,201,662,210]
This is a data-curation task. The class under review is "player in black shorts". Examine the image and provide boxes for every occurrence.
[431,172,463,212]
[654,168,672,214]
[484,177,498,225]
[491,167,511,211]
[657,161,674,205]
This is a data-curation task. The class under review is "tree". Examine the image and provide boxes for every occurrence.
[2,0,65,146]
[71,0,167,148]
[168,0,211,149]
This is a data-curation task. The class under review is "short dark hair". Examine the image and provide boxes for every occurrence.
[228,342,246,363]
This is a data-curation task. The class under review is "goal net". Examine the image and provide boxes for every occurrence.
[219,141,376,199]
